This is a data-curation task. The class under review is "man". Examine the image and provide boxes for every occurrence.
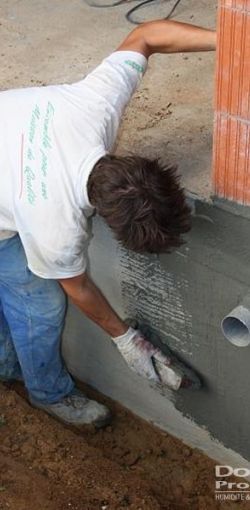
[0,19,216,427]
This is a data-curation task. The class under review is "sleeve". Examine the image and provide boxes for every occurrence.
[61,51,148,151]
[15,205,89,280]
[83,50,148,113]
[24,234,88,280]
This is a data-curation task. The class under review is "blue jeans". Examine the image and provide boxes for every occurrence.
[0,234,74,403]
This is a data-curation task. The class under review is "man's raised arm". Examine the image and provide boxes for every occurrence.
[117,19,216,58]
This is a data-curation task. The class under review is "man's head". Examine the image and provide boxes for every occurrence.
[87,154,191,253]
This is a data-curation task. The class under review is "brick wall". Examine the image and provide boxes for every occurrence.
[213,0,250,203]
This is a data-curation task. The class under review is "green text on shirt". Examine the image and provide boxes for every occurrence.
[124,60,144,74]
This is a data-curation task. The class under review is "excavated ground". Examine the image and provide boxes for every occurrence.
[0,381,247,510]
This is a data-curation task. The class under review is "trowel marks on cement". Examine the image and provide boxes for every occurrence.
[119,248,193,356]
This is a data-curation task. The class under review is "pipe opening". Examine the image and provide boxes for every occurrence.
[221,316,250,347]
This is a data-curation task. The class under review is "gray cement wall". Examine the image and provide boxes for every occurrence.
[63,199,250,464]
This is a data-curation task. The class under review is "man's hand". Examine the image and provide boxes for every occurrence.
[117,19,216,58]
[113,327,160,382]
[113,326,202,391]
[113,327,166,383]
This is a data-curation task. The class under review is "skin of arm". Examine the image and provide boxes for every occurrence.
[58,273,128,338]
[117,19,216,58]
[59,20,216,339]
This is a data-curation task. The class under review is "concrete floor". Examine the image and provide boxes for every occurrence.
[0,0,217,199]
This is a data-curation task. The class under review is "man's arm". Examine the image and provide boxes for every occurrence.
[58,273,128,338]
[58,273,198,389]
[117,20,216,58]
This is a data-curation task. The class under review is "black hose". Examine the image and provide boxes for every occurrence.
[83,0,127,8]
[83,0,182,24]
[126,0,182,25]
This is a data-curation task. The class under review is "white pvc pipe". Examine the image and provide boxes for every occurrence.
[221,305,250,347]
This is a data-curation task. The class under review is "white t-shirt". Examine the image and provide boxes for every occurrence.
[0,51,147,278]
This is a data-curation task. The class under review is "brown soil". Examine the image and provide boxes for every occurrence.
[0,381,247,510]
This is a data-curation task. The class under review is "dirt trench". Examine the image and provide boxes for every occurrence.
[0,381,247,510]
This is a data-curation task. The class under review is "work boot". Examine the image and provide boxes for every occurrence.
[29,388,111,427]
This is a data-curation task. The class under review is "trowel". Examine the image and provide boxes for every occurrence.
[125,319,201,391]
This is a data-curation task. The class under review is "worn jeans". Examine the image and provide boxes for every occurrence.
[0,234,74,403]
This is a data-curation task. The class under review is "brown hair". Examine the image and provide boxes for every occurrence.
[87,154,191,253]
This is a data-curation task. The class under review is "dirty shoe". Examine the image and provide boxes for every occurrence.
[29,388,111,427]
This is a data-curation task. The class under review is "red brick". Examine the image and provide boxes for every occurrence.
[221,0,250,11]
[212,1,250,203]
[215,7,250,118]
[213,115,250,203]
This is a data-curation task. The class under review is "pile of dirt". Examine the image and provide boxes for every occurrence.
[0,381,246,510]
